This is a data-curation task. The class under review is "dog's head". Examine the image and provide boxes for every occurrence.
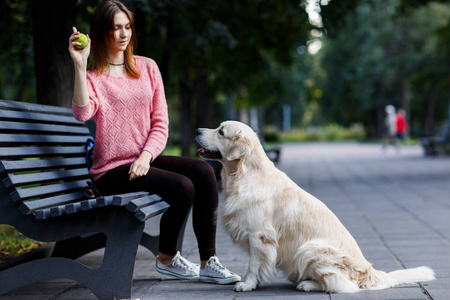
[196,121,260,162]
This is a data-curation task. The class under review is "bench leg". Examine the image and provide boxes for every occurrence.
[0,220,144,300]
[93,221,145,299]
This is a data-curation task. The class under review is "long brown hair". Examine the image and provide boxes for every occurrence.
[89,0,140,78]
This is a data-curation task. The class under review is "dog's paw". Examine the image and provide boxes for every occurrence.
[296,280,323,292]
[234,281,257,292]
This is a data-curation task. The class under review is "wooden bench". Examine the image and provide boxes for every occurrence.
[0,99,183,299]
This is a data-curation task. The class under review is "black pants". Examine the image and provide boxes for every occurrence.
[94,155,218,261]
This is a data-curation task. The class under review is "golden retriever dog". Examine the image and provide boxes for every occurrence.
[195,121,435,293]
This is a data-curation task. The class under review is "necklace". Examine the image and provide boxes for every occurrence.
[109,62,125,66]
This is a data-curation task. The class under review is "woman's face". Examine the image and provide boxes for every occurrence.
[109,11,132,54]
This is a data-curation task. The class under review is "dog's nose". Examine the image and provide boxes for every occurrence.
[195,129,202,136]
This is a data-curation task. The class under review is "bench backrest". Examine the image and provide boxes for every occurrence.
[0,99,94,219]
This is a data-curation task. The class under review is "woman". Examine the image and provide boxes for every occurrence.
[68,0,240,284]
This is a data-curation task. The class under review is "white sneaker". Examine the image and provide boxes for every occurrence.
[199,256,241,284]
[156,251,200,280]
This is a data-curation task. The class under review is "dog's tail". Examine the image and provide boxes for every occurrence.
[363,266,435,290]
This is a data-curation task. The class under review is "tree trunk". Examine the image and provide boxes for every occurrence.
[373,97,385,139]
[31,0,76,108]
[401,79,411,123]
[179,75,192,157]
[193,73,212,129]
[423,77,450,136]
[423,88,438,136]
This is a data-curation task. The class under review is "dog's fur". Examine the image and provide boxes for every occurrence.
[196,121,435,293]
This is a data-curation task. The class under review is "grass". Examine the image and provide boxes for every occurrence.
[0,225,46,264]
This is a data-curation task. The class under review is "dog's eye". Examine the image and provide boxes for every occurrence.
[219,128,224,136]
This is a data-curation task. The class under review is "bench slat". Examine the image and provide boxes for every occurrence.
[0,108,82,125]
[66,202,83,215]
[96,196,114,207]
[112,192,150,206]
[81,198,98,211]
[4,168,90,187]
[0,146,86,159]
[0,133,89,145]
[50,205,67,218]
[0,99,73,115]
[35,205,71,220]
[36,203,83,219]
[33,193,164,221]
[11,179,89,201]
[19,191,86,214]
[34,208,51,220]
[0,157,87,173]
[126,194,163,213]
[135,201,170,222]
[0,120,90,135]
[35,198,97,220]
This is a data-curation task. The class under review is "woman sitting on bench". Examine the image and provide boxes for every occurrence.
[68,0,240,285]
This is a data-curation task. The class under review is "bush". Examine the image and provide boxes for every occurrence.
[263,125,281,143]
[0,225,46,263]
[279,123,366,142]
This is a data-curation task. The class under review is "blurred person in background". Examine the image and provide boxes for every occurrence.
[396,108,409,144]
[383,105,398,150]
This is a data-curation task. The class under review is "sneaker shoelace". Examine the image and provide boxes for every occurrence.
[173,255,198,272]
[208,257,227,274]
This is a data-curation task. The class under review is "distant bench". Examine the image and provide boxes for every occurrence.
[0,99,184,299]
[263,145,281,163]
[421,123,450,156]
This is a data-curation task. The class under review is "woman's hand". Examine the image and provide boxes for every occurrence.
[129,151,153,180]
[69,27,91,68]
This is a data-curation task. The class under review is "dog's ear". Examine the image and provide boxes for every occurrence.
[226,130,250,161]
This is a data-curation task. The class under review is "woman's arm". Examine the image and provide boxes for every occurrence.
[143,60,169,158]
[69,27,91,107]
[129,59,168,180]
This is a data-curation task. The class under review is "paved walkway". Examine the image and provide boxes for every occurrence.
[2,142,449,299]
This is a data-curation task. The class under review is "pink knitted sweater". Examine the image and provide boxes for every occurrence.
[72,56,169,181]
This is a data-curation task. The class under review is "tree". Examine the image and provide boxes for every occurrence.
[3,0,310,154]
[30,0,78,108]
[0,1,35,101]
[317,0,450,137]
[137,0,310,155]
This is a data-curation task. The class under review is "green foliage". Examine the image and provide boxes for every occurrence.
[136,0,311,106]
[161,145,181,157]
[6,0,449,148]
[279,124,366,142]
[128,0,311,154]
[0,225,46,263]
[263,125,281,143]
[1,0,311,155]
[0,0,35,101]
[315,0,450,137]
